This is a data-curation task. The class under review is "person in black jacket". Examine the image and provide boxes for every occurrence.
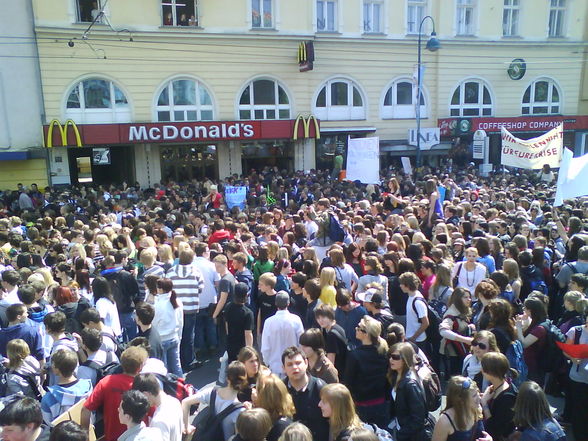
[387,342,428,441]
[283,346,329,441]
[343,315,389,428]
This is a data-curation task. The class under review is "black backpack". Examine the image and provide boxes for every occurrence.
[538,320,567,373]
[82,360,122,385]
[100,331,126,359]
[191,389,243,441]
[411,297,442,344]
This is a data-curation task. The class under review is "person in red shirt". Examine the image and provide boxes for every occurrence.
[80,346,148,441]
[203,185,223,209]
[207,220,231,246]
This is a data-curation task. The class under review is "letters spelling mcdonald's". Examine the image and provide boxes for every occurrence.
[293,115,320,140]
[46,119,83,148]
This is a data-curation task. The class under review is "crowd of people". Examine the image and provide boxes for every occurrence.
[0,163,584,441]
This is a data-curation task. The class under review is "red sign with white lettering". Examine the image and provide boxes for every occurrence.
[43,119,319,146]
[438,115,588,136]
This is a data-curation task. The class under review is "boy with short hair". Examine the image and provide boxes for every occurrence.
[399,272,429,355]
[40,349,93,423]
[117,390,163,441]
[0,304,44,369]
[256,273,277,338]
[302,279,322,329]
[79,308,118,355]
[77,328,119,386]
[135,302,164,360]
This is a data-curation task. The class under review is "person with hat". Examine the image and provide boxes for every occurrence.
[357,287,395,338]
[261,291,304,376]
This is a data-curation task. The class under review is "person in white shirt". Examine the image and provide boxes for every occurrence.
[132,373,183,441]
[153,278,183,377]
[400,272,430,356]
[118,390,163,441]
[261,291,304,376]
[452,247,487,297]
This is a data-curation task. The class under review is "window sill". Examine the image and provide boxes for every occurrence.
[316,31,341,35]
[501,35,523,39]
[547,35,568,40]
[159,25,203,30]
[362,32,386,36]
[72,22,108,26]
[454,34,478,38]
[250,27,278,32]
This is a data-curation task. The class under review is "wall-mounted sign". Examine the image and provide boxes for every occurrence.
[408,128,440,150]
[93,148,111,165]
[507,58,526,80]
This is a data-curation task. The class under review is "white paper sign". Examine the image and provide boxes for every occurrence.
[346,137,380,184]
[401,157,412,175]
[501,124,563,169]
[224,186,247,210]
[554,148,588,206]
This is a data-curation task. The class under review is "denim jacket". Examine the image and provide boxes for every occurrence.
[520,418,566,441]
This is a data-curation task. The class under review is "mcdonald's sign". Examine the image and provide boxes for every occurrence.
[45,119,83,148]
[297,41,314,72]
[293,115,320,141]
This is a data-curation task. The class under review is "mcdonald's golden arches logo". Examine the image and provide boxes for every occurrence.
[297,41,314,72]
[293,115,320,141]
[45,119,83,148]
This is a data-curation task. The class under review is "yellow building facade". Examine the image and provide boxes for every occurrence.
[32,0,588,186]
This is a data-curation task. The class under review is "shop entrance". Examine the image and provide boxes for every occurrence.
[160,145,218,183]
[67,146,135,185]
[241,141,294,174]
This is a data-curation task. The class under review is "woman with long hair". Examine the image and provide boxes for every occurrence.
[345,243,366,278]
[452,248,487,294]
[387,342,428,441]
[277,423,313,441]
[74,269,93,304]
[253,245,275,282]
[480,352,518,441]
[430,263,453,309]
[358,256,388,295]
[462,331,500,392]
[512,381,565,441]
[476,238,496,275]
[299,328,339,384]
[489,237,504,271]
[319,267,338,307]
[319,383,363,441]
[182,361,247,440]
[515,297,548,386]
[502,258,522,300]
[91,276,121,337]
[237,346,271,402]
[330,248,359,294]
[344,316,389,428]
[487,299,517,354]
[274,258,292,292]
[431,376,485,441]
[439,287,474,376]
[153,278,183,377]
[254,374,296,441]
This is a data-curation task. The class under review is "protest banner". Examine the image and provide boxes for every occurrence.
[346,137,380,184]
[500,124,563,169]
[224,186,247,210]
[554,148,588,206]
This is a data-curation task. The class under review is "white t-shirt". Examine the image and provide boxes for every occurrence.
[95,297,122,336]
[453,262,487,297]
[406,293,428,343]
[151,393,184,441]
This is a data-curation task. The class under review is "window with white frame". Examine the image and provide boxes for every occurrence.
[238,79,290,120]
[522,79,561,115]
[456,0,476,35]
[66,78,131,124]
[548,0,566,37]
[363,0,383,33]
[317,0,338,32]
[314,79,366,121]
[450,80,493,116]
[407,0,427,34]
[76,0,104,23]
[382,79,426,119]
[156,79,213,122]
[502,0,519,36]
[162,0,199,26]
[252,0,273,28]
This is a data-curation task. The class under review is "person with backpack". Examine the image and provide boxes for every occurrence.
[357,257,388,297]
[439,287,474,377]
[564,313,588,441]
[555,244,588,291]
[5,339,43,399]
[181,361,246,441]
[91,276,122,338]
[53,285,89,335]
[330,248,359,294]
[518,251,547,302]
[343,316,389,429]
[400,272,430,358]
[387,342,428,441]
[357,288,395,339]
[79,307,122,357]
[77,328,119,386]
[515,297,548,387]
[479,352,518,441]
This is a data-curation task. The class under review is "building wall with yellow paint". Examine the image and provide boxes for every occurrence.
[31,0,588,166]
[0,160,48,191]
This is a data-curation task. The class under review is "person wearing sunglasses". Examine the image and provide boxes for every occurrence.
[387,342,427,441]
[462,331,499,392]
[479,352,518,441]
[431,376,486,441]
[343,316,389,428]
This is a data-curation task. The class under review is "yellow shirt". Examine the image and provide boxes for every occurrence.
[319,286,337,307]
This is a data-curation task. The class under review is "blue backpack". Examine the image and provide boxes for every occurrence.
[506,340,527,387]
[327,213,345,243]
[528,278,548,295]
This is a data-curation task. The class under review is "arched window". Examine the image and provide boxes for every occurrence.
[314,78,366,120]
[382,79,426,119]
[156,78,214,122]
[238,79,290,120]
[450,79,493,117]
[522,79,560,115]
[65,78,131,123]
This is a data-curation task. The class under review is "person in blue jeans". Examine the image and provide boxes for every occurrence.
[513,381,566,441]
[153,278,184,377]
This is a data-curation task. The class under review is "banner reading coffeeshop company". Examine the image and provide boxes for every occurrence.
[500,124,563,169]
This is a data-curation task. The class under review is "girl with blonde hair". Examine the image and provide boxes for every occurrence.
[267,241,280,262]
[6,339,43,398]
[319,383,363,441]
[358,256,388,294]
[391,233,407,257]
[430,263,453,307]
[502,259,522,300]
[277,423,312,441]
[345,316,389,427]
[319,267,337,307]
[157,243,174,272]
[254,374,296,441]
[431,376,485,441]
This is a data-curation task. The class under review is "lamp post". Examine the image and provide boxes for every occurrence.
[416,15,440,169]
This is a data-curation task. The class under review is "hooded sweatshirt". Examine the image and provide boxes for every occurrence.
[165,264,204,313]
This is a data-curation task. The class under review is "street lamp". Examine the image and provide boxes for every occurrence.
[415,15,440,169]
